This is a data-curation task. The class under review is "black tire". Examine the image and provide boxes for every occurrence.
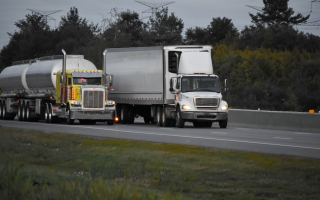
[0,101,3,120]
[44,103,49,123]
[128,106,135,124]
[161,107,170,127]
[175,107,184,128]
[48,104,57,123]
[21,102,26,121]
[107,120,114,125]
[219,118,228,128]
[143,116,151,123]
[156,106,162,127]
[121,105,129,124]
[17,103,23,121]
[25,103,31,122]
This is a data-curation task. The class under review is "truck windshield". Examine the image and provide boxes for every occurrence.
[181,77,220,93]
[73,78,101,85]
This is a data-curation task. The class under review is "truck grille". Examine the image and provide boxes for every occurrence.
[195,98,219,108]
[82,89,105,110]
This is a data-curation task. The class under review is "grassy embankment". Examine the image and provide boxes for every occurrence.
[1,126,320,200]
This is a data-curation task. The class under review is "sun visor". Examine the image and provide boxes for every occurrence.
[72,72,102,78]
[178,52,213,74]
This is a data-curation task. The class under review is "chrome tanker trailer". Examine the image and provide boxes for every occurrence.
[0,50,116,125]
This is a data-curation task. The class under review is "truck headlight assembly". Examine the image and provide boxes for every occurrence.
[221,105,228,110]
[105,101,116,106]
[70,100,81,106]
[182,105,192,110]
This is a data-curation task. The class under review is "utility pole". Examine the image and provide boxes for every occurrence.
[27,9,62,28]
[135,1,175,20]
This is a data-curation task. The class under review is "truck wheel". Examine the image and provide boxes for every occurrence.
[161,107,170,127]
[26,103,31,122]
[17,103,22,121]
[219,119,228,128]
[175,107,184,128]
[21,102,26,121]
[121,105,129,124]
[0,101,3,120]
[107,120,114,125]
[48,104,57,123]
[143,116,151,123]
[44,103,49,123]
[156,106,162,127]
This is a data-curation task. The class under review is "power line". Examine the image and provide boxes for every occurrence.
[311,0,320,12]
[297,19,320,26]
[27,9,62,28]
[135,1,175,20]
[246,5,263,12]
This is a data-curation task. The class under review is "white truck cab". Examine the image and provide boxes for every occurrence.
[166,46,228,128]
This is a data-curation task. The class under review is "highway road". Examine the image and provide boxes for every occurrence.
[1,118,320,159]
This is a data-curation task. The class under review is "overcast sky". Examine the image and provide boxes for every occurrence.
[0,0,319,49]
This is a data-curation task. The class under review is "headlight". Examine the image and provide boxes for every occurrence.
[182,105,192,110]
[221,105,228,110]
[105,101,116,106]
[70,100,81,106]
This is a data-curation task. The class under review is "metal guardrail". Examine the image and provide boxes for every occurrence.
[228,109,320,133]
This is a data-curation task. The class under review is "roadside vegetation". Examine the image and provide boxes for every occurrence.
[1,0,319,112]
[1,126,320,199]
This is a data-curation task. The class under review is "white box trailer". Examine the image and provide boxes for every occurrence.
[104,45,228,128]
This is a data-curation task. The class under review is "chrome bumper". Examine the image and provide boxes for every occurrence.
[180,111,228,121]
[70,109,115,120]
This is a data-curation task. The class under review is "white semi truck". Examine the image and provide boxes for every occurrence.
[0,50,116,125]
[103,45,228,128]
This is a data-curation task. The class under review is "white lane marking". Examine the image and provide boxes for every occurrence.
[2,121,320,150]
[274,137,292,140]
[235,128,251,130]
[211,132,227,134]
[295,132,312,135]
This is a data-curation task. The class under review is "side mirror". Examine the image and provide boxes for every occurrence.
[106,75,114,87]
[224,79,228,93]
[176,78,180,89]
[169,79,174,92]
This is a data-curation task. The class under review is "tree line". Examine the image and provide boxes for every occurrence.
[0,0,319,112]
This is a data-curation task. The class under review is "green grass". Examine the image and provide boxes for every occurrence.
[1,126,320,200]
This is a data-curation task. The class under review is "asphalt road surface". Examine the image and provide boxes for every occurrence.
[1,118,320,160]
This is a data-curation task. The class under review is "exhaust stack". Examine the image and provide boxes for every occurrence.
[102,49,107,86]
[61,49,67,104]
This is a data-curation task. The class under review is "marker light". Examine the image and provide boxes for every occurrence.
[221,105,228,110]
[182,105,192,110]
[105,101,116,106]
[115,117,119,122]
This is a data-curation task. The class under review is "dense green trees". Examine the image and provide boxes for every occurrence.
[185,17,238,45]
[249,0,309,25]
[0,4,319,112]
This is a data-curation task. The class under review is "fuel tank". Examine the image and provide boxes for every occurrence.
[0,55,97,96]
